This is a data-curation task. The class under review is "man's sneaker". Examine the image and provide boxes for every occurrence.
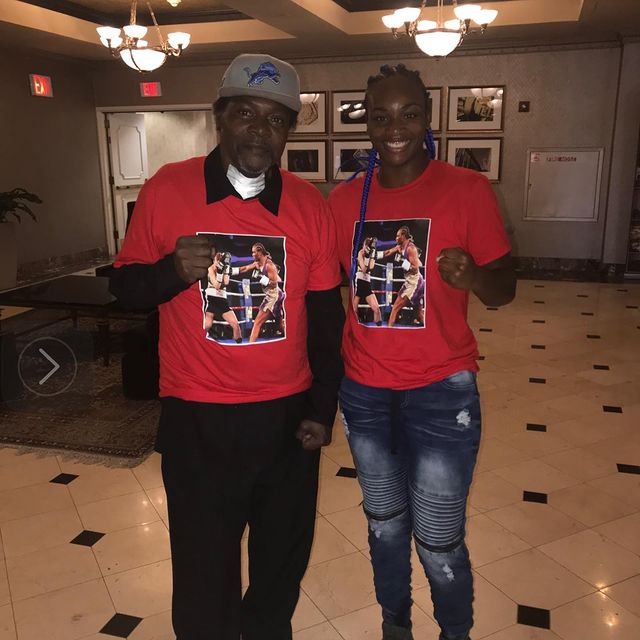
[382,622,413,640]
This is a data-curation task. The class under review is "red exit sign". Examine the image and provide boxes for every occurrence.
[140,81,162,97]
[29,74,53,98]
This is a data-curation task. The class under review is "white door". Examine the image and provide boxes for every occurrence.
[108,113,148,187]
[107,113,148,250]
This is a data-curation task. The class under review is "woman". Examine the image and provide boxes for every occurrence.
[329,64,516,640]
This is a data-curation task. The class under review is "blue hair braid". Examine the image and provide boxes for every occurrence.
[349,147,379,284]
[425,127,436,160]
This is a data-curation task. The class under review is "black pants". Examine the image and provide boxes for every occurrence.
[157,394,320,640]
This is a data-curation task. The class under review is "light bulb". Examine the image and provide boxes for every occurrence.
[168,31,191,49]
[395,7,422,23]
[453,3,482,21]
[473,8,498,25]
[382,13,406,29]
[120,48,167,72]
[415,29,462,57]
[123,23,148,39]
[417,20,437,31]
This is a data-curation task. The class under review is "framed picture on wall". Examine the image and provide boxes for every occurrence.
[427,87,442,131]
[295,92,327,134]
[447,86,505,132]
[332,140,373,181]
[281,141,326,181]
[446,138,502,181]
[332,91,367,133]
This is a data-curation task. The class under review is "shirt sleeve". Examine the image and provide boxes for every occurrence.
[462,175,512,267]
[109,174,190,309]
[307,195,342,291]
[114,177,162,267]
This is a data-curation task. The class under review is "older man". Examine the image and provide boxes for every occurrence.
[110,54,344,640]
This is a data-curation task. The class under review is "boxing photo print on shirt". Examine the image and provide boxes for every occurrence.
[351,218,430,329]
[197,232,286,345]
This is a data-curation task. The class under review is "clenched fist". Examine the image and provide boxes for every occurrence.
[437,247,478,291]
[173,236,214,284]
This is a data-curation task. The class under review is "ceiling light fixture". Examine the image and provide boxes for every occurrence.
[96,0,190,73]
[381,1,498,57]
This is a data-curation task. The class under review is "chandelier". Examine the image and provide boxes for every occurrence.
[382,1,498,57]
[96,1,191,73]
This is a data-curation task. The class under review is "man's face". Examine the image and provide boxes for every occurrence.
[217,96,291,177]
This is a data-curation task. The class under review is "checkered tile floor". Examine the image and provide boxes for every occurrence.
[0,279,638,639]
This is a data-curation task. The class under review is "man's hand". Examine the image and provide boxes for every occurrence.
[174,236,214,284]
[296,419,331,450]
[437,247,478,291]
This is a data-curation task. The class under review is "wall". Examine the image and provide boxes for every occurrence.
[0,47,106,267]
[144,111,216,178]
[603,41,640,264]
[92,44,630,261]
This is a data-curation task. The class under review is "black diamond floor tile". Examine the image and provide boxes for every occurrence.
[526,423,547,432]
[70,530,105,547]
[50,473,78,485]
[337,467,357,478]
[603,405,623,413]
[617,463,640,475]
[517,604,551,629]
[523,490,548,504]
[100,613,143,638]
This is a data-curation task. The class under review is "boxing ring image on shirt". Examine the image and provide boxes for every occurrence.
[351,218,430,329]
[197,232,286,345]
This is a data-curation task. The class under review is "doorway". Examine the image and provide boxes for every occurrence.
[99,107,217,254]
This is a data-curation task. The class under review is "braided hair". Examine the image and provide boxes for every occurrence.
[349,64,435,283]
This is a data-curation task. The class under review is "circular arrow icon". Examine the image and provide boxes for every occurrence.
[18,337,78,397]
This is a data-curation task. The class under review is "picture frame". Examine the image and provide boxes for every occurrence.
[447,86,505,132]
[332,140,373,181]
[332,91,367,133]
[281,141,327,182]
[427,87,442,131]
[295,92,326,134]
[446,138,502,181]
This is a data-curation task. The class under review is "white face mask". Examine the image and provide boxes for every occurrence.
[226,164,266,200]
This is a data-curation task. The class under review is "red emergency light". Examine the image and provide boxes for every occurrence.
[29,74,53,98]
[140,81,162,97]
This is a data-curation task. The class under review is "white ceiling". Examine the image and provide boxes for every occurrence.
[2,0,640,64]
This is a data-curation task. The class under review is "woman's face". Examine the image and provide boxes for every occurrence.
[366,75,429,171]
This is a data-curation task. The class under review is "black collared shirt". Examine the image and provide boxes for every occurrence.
[204,146,282,216]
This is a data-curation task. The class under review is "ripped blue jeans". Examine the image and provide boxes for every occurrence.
[339,372,481,640]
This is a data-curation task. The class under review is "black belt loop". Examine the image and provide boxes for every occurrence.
[390,391,402,454]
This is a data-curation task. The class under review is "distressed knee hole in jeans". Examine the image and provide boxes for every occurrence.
[367,508,409,539]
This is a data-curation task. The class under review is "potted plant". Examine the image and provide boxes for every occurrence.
[0,188,42,290]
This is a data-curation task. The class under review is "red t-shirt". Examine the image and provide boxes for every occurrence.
[115,157,341,403]
[329,160,511,390]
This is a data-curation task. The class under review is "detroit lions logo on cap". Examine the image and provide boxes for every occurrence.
[244,62,281,87]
